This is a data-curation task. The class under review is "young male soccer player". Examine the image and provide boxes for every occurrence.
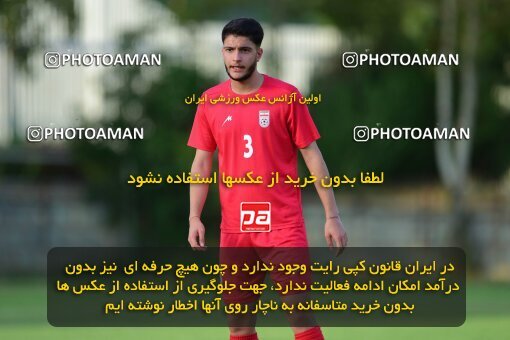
[187,18,347,340]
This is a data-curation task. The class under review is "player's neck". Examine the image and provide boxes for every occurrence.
[230,72,264,95]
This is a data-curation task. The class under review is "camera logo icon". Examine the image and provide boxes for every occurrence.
[27,126,44,142]
[353,126,370,142]
[342,52,359,68]
[44,52,60,69]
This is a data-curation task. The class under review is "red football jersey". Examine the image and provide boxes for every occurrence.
[187,74,320,233]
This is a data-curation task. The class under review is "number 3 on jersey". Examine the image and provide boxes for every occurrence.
[243,134,253,158]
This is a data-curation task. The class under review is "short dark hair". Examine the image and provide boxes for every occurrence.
[222,18,264,47]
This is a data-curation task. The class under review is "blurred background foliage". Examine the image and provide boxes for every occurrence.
[1,2,510,338]
[71,36,219,244]
[0,0,77,69]
[156,0,510,179]
[1,0,509,247]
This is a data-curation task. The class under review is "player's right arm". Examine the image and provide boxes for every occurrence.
[188,149,213,250]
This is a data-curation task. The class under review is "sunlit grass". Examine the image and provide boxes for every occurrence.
[0,280,508,339]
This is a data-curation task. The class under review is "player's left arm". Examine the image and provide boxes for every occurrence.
[300,141,348,253]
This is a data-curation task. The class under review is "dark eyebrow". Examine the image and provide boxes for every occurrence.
[223,45,253,50]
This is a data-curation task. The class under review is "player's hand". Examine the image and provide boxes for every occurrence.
[188,217,206,251]
[325,216,347,256]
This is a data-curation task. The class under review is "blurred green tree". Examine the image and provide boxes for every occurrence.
[0,0,77,66]
[155,0,510,178]
[0,0,78,142]
[71,31,219,245]
[155,0,510,267]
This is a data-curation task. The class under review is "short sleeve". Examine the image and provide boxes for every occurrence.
[187,98,217,152]
[288,92,321,149]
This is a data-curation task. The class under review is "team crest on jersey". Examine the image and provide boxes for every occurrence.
[259,110,270,128]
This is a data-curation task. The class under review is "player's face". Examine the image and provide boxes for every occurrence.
[222,35,262,82]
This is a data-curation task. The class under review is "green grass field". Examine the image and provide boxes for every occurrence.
[0,279,508,339]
